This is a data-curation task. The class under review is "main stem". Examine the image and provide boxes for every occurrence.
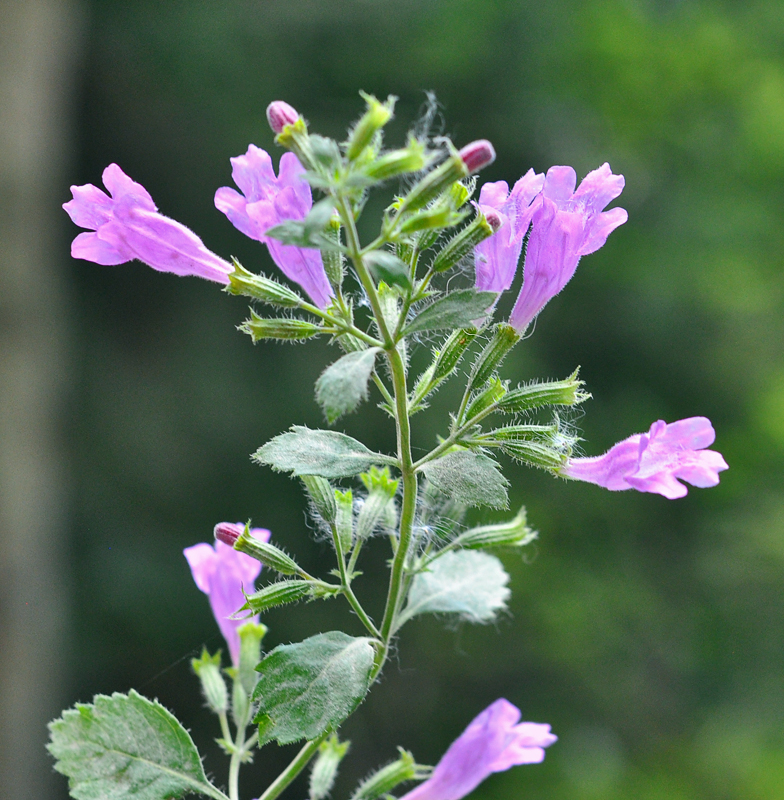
[337,196,418,668]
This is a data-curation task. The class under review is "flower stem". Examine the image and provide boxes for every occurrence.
[256,733,329,800]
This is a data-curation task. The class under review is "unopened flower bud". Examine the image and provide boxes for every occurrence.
[458,139,496,173]
[214,521,242,547]
[484,207,502,231]
[267,100,299,134]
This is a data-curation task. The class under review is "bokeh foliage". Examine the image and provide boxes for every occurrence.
[65,1,784,798]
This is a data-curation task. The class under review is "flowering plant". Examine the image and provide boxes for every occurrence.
[48,95,726,800]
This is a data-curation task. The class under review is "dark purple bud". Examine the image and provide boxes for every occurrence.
[458,139,496,173]
[214,521,243,547]
[266,101,299,134]
[484,207,502,232]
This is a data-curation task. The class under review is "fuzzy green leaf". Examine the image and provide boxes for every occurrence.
[253,632,376,745]
[364,252,412,290]
[400,550,510,625]
[403,290,496,335]
[421,450,509,508]
[316,348,381,424]
[48,690,226,800]
[254,426,394,478]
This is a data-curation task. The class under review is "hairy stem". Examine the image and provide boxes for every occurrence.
[256,733,329,800]
[332,522,381,638]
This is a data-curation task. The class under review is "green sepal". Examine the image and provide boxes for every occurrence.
[365,135,430,181]
[500,439,570,469]
[464,377,507,422]
[497,369,590,413]
[335,489,354,551]
[243,580,318,613]
[241,311,322,342]
[451,507,537,550]
[226,666,250,730]
[350,749,430,800]
[322,216,345,288]
[191,648,228,715]
[410,328,478,413]
[346,92,395,161]
[276,116,315,170]
[226,260,303,307]
[396,150,469,215]
[237,621,268,697]
[467,323,520,391]
[235,524,301,575]
[302,475,338,524]
[310,734,351,800]
[430,211,495,273]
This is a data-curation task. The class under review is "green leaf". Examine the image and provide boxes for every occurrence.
[253,632,376,745]
[400,551,510,625]
[364,251,412,291]
[403,290,496,335]
[316,348,381,424]
[48,690,226,800]
[421,450,509,508]
[254,426,395,478]
[264,200,341,252]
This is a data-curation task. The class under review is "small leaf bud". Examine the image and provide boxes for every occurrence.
[214,521,242,547]
[310,734,350,800]
[235,524,301,575]
[302,475,337,524]
[457,139,496,173]
[192,649,228,714]
[267,100,299,134]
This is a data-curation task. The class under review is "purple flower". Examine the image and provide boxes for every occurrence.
[509,163,628,333]
[214,146,334,308]
[563,416,729,499]
[183,523,271,665]
[400,699,556,800]
[474,170,545,293]
[63,164,233,283]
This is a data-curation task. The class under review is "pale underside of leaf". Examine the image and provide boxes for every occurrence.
[316,348,381,424]
[399,550,511,626]
[421,450,509,508]
[253,426,395,478]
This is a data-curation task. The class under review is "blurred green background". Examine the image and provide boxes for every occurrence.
[2,0,783,798]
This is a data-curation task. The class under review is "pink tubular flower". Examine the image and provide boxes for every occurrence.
[474,170,545,293]
[214,146,334,308]
[183,523,271,665]
[400,699,556,800]
[63,164,233,283]
[509,163,628,333]
[563,417,728,499]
